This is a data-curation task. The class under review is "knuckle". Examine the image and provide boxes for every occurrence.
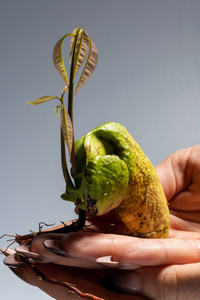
[158,267,178,300]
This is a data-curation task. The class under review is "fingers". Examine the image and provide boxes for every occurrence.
[3,242,200,300]
[2,249,142,300]
[13,262,108,300]
[156,146,200,210]
[29,232,200,270]
[3,244,200,300]
[155,147,192,201]
[166,214,200,238]
[61,233,200,267]
[101,262,200,300]
[30,233,102,269]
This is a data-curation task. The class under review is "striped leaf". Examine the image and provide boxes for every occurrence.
[26,96,61,105]
[73,29,89,80]
[53,33,72,86]
[75,37,98,96]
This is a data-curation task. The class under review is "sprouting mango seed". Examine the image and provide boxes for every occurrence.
[61,122,170,238]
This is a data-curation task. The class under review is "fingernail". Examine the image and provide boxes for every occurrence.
[0,247,16,257]
[3,253,25,268]
[15,245,45,262]
[9,267,34,286]
[43,239,75,258]
[1,249,33,285]
[96,256,141,270]
[99,270,142,295]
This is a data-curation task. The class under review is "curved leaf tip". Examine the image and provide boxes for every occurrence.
[26,96,61,105]
[53,33,72,86]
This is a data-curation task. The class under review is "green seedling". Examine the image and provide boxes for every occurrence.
[27,28,169,238]
[27,28,99,230]
[1,27,170,300]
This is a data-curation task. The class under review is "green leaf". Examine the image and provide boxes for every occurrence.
[75,37,98,96]
[53,33,72,86]
[69,28,79,63]
[73,29,89,80]
[61,108,73,159]
[26,96,61,105]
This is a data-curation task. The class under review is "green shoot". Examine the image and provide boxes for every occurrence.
[26,28,98,188]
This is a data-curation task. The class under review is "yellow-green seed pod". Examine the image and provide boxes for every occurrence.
[61,122,170,238]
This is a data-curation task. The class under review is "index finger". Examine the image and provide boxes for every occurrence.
[58,232,200,268]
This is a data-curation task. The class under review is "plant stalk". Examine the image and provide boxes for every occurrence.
[68,36,80,178]
[66,32,86,224]
[60,126,74,186]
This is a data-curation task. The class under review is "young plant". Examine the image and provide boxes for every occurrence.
[24,27,170,238]
[27,28,98,230]
[1,27,170,300]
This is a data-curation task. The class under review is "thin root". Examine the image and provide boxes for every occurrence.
[38,222,56,232]
[19,255,104,300]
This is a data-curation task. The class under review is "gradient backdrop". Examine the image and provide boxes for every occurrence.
[1,1,200,299]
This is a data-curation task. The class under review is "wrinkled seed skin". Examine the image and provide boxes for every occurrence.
[67,122,170,238]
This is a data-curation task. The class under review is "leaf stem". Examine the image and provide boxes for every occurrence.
[60,126,74,186]
[67,32,86,224]
[68,35,80,179]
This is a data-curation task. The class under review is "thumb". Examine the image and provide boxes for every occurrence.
[100,262,200,300]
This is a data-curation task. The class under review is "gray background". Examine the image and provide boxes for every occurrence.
[1,1,200,299]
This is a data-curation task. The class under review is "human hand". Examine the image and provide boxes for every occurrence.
[2,145,200,299]
[1,229,143,300]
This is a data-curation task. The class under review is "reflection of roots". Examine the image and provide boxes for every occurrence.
[19,255,104,300]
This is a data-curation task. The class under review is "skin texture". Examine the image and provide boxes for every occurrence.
[62,122,170,238]
[2,145,200,299]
